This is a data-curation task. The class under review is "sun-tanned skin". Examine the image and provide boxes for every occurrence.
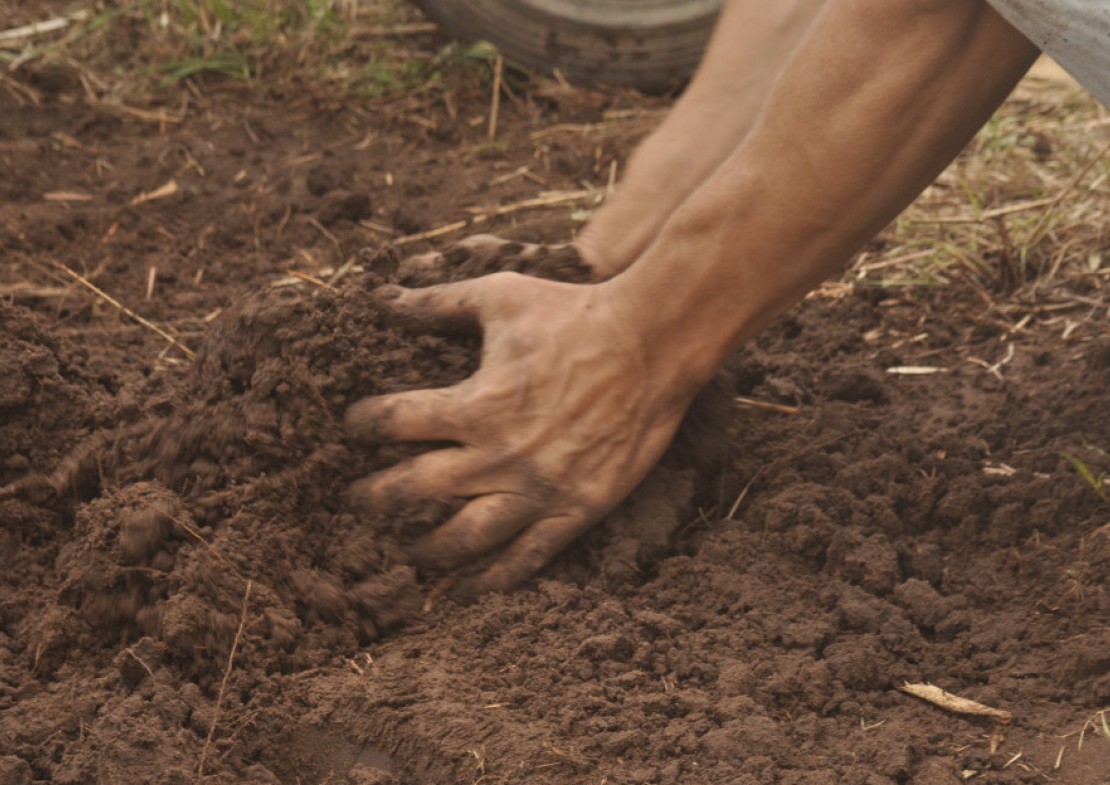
[578,0,828,277]
[402,0,828,283]
[345,0,1040,597]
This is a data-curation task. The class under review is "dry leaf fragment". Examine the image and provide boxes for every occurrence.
[900,682,1013,723]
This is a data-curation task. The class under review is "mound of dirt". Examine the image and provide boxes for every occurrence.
[1,247,730,783]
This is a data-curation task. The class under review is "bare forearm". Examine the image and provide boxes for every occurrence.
[606,0,1038,387]
[580,0,826,275]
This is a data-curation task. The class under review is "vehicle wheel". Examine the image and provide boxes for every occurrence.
[411,0,724,91]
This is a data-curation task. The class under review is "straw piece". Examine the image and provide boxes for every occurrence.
[49,260,196,360]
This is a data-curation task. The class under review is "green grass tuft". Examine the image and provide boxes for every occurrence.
[1059,450,1108,502]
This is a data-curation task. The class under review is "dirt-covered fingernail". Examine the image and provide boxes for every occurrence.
[446,576,488,605]
[407,536,459,572]
[344,397,391,443]
[344,475,379,512]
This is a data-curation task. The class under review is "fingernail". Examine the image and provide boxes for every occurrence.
[447,577,485,605]
[343,398,386,443]
[344,476,375,512]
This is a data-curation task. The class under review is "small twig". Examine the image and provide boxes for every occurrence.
[0,283,69,299]
[727,468,764,520]
[287,269,334,289]
[124,647,156,680]
[197,579,253,776]
[392,219,471,246]
[357,22,439,37]
[327,259,357,287]
[172,513,244,580]
[43,191,93,202]
[392,190,599,246]
[913,198,1059,225]
[49,260,196,360]
[735,395,800,415]
[488,166,531,187]
[358,219,394,236]
[0,72,42,106]
[307,216,341,252]
[129,179,179,206]
[468,189,597,218]
[488,55,504,142]
[145,266,157,300]
[102,102,186,125]
[854,249,935,274]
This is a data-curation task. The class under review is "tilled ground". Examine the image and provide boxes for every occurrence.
[1,40,1109,785]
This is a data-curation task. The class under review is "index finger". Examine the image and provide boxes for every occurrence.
[345,387,462,444]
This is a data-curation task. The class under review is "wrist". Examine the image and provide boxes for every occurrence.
[596,244,744,400]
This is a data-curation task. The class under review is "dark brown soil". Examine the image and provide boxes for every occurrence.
[2,43,1109,785]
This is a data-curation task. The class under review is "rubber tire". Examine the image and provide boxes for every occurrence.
[411,0,724,92]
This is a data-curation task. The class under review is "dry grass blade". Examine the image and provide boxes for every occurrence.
[307,216,341,252]
[469,189,597,218]
[727,468,764,521]
[1024,140,1109,244]
[358,22,438,37]
[488,55,504,142]
[48,260,196,360]
[197,579,253,776]
[0,283,69,299]
[287,269,335,289]
[852,67,1109,302]
[105,103,186,124]
[43,191,93,202]
[1061,707,1110,751]
[392,219,471,246]
[735,395,800,415]
[393,190,599,246]
[0,72,42,106]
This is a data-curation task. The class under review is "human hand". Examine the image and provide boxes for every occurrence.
[345,272,700,598]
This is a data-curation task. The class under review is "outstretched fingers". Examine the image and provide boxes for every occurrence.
[346,448,482,515]
[397,234,509,282]
[453,513,595,599]
[345,387,462,444]
[374,273,528,335]
[410,493,544,570]
[373,279,486,335]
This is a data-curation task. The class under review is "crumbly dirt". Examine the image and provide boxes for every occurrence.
[2,48,1109,785]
